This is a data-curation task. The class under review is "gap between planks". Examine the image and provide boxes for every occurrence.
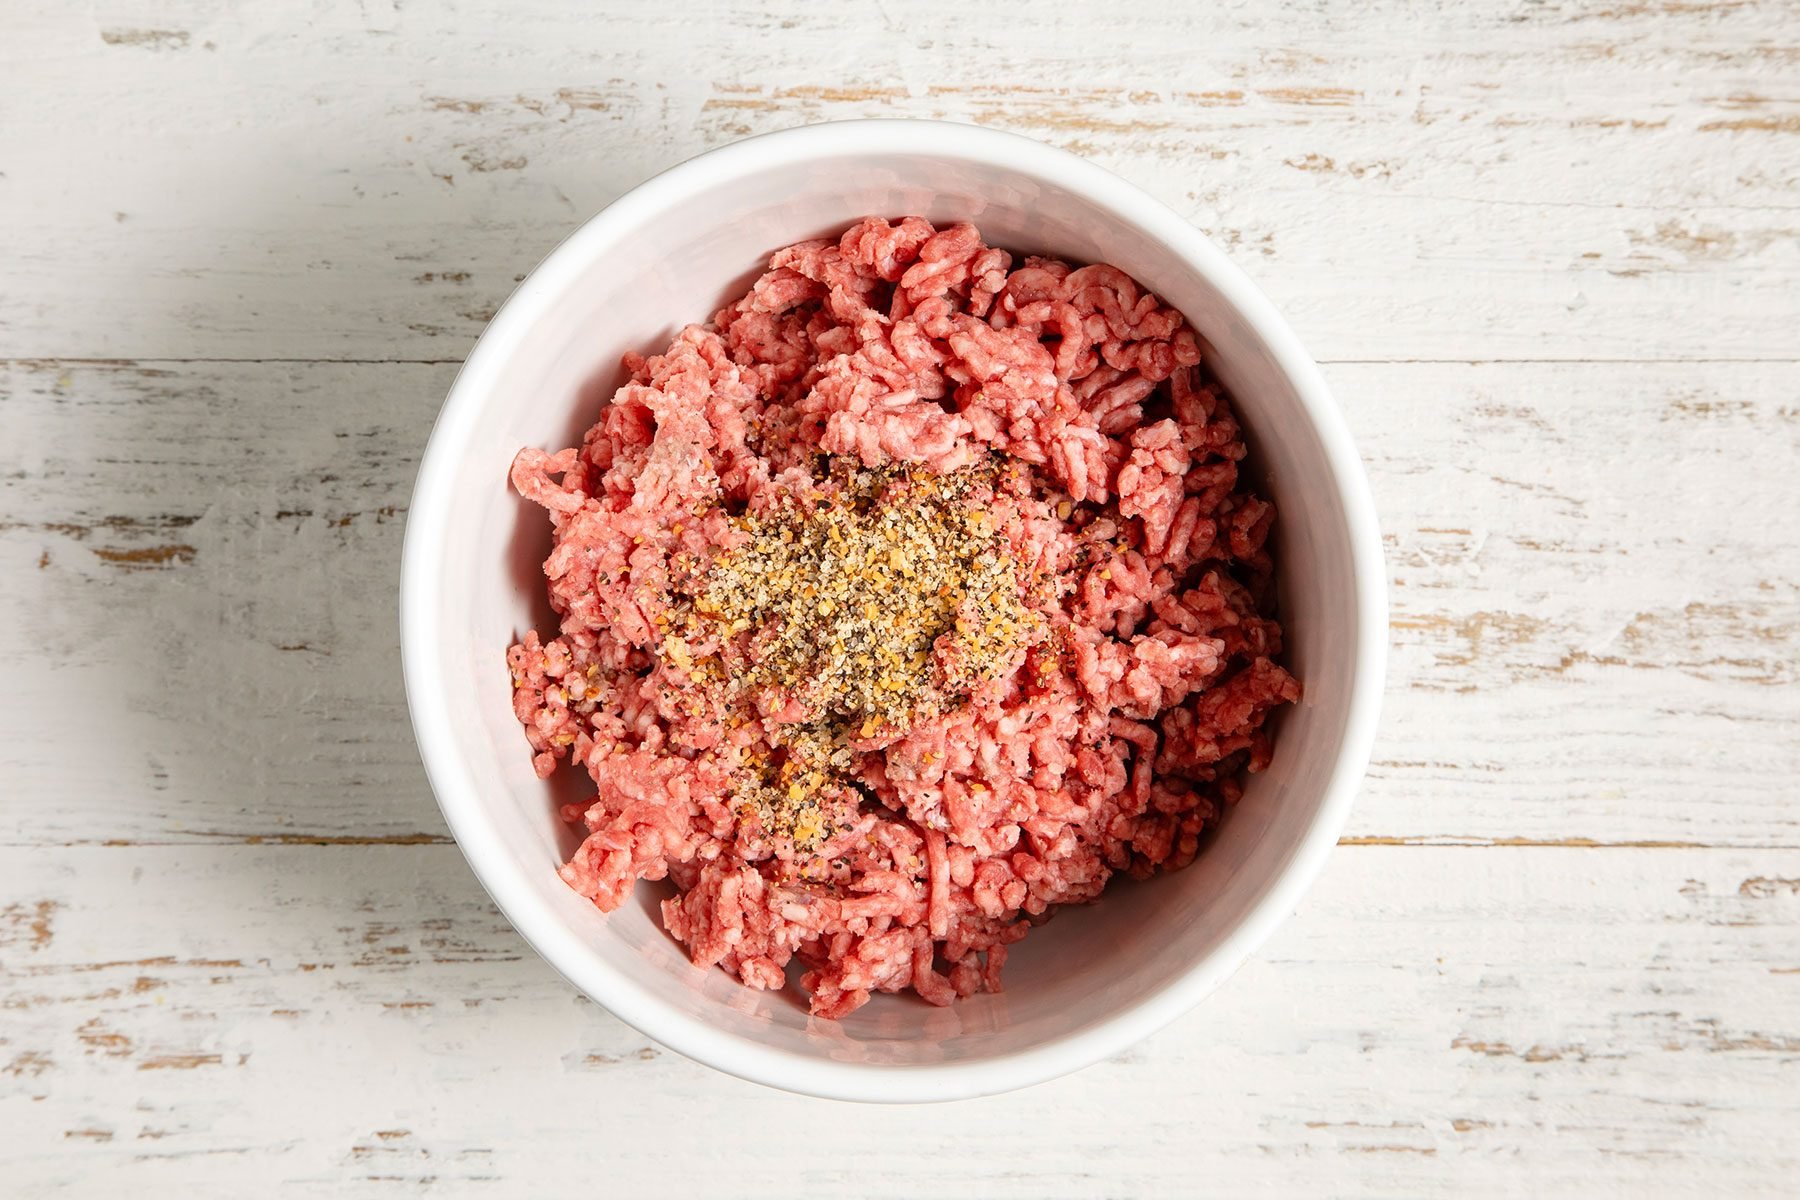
[7,836,1793,850]
[4,356,1799,367]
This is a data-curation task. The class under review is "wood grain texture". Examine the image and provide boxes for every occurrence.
[1,1,1796,363]
[2,0,1797,1193]
[3,359,1793,848]
[3,846,1798,1196]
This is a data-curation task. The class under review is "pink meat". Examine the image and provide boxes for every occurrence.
[508,217,1299,1017]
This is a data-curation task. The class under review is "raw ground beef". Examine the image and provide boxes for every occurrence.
[508,217,1300,1018]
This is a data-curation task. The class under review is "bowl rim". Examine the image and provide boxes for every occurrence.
[400,117,1387,1103]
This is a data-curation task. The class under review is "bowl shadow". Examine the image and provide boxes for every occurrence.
[69,139,665,1052]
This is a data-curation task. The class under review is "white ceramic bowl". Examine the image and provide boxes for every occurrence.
[401,119,1385,1103]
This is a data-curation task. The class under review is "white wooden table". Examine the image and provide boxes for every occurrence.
[4,1,1796,1194]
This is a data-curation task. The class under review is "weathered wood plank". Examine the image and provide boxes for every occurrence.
[2,844,1795,1194]
[3,358,1793,847]
[1,1,1794,362]
[1354,359,1800,849]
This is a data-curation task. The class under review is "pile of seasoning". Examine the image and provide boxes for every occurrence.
[662,457,1044,849]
